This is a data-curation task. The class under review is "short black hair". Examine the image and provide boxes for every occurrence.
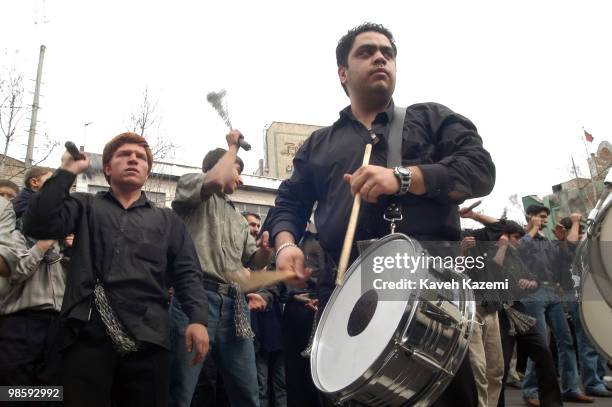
[202,148,244,174]
[24,166,52,189]
[0,179,19,194]
[525,204,550,216]
[336,22,397,68]
[503,221,526,237]
[243,212,261,221]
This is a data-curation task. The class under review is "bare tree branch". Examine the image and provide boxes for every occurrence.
[127,87,176,162]
[0,72,25,172]
[4,133,59,181]
[126,88,177,207]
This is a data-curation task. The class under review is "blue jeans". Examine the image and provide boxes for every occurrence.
[564,291,609,393]
[168,291,260,407]
[521,286,582,399]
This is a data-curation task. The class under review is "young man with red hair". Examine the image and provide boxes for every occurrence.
[24,132,209,407]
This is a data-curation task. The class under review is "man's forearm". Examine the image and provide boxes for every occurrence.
[202,145,239,194]
[23,170,78,239]
[472,212,500,225]
[406,166,425,195]
[493,245,508,266]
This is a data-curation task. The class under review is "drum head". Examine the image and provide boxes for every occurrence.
[311,234,423,394]
[593,195,612,306]
[580,271,612,360]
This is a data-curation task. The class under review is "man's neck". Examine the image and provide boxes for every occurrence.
[350,97,389,130]
[110,186,142,209]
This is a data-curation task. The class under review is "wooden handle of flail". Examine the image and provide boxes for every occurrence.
[336,143,373,285]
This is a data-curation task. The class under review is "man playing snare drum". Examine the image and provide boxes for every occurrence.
[264,23,495,407]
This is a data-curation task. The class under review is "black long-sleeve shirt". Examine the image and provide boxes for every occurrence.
[266,101,496,255]
[23,169,208,349]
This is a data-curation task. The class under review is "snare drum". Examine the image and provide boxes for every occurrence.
[580,181,612,307]
[310,234,475,406]
[580,270,612,360]
[576,176,612,359]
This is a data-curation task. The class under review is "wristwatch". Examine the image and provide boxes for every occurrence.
[393,166,412,195]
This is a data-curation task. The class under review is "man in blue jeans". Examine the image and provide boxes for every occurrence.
[554,216,612,398]
[520,205,594,406]
[169,130,273,407]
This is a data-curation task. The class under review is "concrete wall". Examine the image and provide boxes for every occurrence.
[264,122,323,180]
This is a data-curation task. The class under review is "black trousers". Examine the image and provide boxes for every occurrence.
[497,304,562,407]
[282,299,329,407]
[0,310,60,386]
[190,356,230,407]
[61,310,170,407]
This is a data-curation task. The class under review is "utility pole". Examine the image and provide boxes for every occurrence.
[25,44,46,168]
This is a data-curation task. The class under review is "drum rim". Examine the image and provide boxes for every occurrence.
[310,233,421,396]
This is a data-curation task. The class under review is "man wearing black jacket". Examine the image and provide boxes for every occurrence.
[264,23,495,407]
[24,132,209,407]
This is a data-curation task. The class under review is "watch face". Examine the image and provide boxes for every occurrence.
[398,167,410,176]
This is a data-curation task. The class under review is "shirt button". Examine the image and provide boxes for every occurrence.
[115,249,120,255]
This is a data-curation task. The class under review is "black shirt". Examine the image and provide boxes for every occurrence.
[266,101,496,253]
[23,169,208,349]
[519,233,575,289]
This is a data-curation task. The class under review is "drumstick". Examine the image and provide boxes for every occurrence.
[336,142,374,285]
[227,268,297,292]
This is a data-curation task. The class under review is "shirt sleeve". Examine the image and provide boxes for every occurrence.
[241,228,257,266]
[0,198,18,274]
[414,103,495,204]
[167,211,208,326]
[172,173,207,215]
[22,169,83,240]
[8,230,46,284]
[265,136,318,243]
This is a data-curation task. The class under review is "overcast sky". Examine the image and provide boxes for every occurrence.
[2,0,611,223]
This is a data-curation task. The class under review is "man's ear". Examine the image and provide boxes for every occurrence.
[338,65,347,86]
[103,163,111,179]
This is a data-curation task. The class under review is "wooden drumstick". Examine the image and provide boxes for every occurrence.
[336,142,374,285]
[228,268,297,292]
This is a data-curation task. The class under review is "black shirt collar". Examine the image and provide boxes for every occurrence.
[100,188,153,209]
[333,99,395,141]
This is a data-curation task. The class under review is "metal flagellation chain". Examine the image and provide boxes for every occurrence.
[93,281,139,355]
[231,282,255,339]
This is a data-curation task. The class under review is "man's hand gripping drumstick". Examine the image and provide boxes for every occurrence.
[338,135,427,284]
[335,140,375,285]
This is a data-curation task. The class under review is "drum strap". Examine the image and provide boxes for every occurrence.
[384,105,406,233]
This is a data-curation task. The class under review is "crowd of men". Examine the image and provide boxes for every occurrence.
[0,22,610,407]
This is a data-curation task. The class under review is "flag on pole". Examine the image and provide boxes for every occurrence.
[583,128,594,143]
